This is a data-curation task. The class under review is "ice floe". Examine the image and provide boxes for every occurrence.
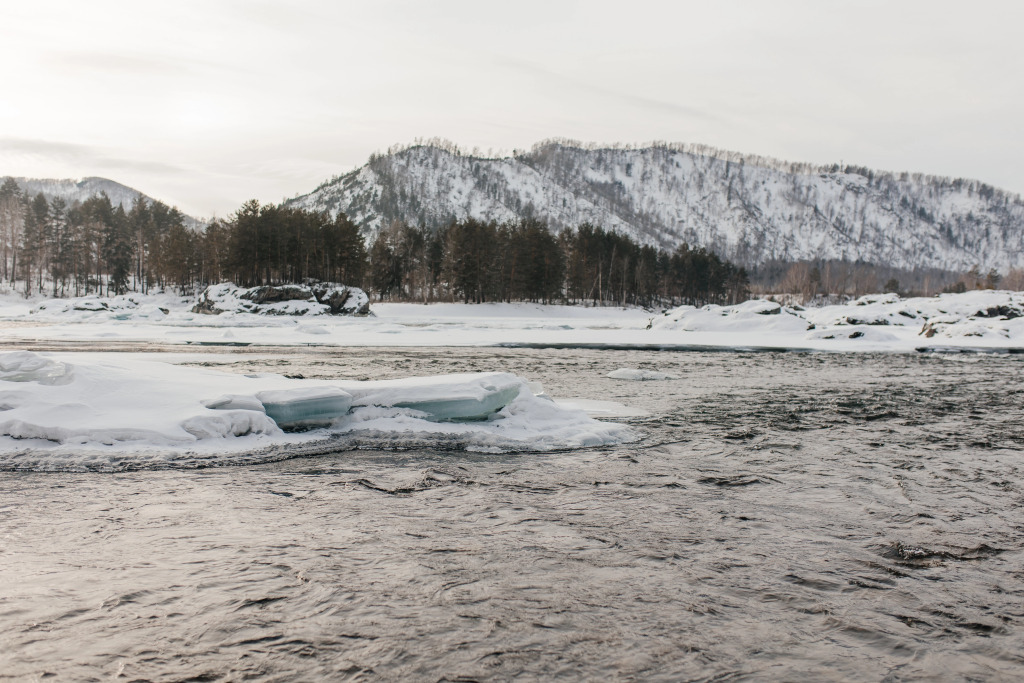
[255,387,354,429]
[0,352,635,470]
[342,374,526,422]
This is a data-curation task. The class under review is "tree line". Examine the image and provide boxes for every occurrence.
[0,178,196,297]
[368,218,747,306]
[750,258,1014,301]
[0,181,368,298]
[0,180,746,306]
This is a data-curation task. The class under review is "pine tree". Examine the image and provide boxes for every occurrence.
[0,178,24,284]
[160,223,196,292]
[368,223,404,299]
[128,197,153,293]
[103,205,133,295]
[18,193,48,297]
[47,197,70,296]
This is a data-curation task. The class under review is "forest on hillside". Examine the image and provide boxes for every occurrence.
[0,179,748,307]
[289,140,1024,275]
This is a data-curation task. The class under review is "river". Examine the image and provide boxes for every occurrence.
[1,347,1022,680]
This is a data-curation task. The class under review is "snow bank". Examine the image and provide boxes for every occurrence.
[804,290,1024,341]
[0,352,635,471]
[0,352,72,384]
[652,291,1024,349]
[2,288,1023,351]
[805,326,900,343]
[652,299,811,335]
[0,293,657,347]
[32,293,171,321]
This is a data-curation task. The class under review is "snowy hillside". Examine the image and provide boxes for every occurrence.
[8,176,206,230]
[286,142,1024,272]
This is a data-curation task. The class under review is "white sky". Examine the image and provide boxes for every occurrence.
[1,0,1021,217]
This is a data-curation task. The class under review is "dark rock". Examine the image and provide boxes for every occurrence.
[844,316,890,326]
[242,286,314,305]
[311,283,371,315]
[72,301,108,311]
[191,282,371,316]
[191,295,223,315]
[975,305,1022,319]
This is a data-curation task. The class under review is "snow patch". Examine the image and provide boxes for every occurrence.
[653,300,810,334]
[0,352,72,385]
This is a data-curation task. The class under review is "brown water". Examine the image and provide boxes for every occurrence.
[1,348,1023,681]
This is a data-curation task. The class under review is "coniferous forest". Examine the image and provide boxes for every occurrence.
[0,178,749,307]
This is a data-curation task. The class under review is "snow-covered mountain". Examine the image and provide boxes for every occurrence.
[286,141,1024,272]
[8,176,206,230]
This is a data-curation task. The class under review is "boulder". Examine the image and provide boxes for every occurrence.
[191,282,371,316]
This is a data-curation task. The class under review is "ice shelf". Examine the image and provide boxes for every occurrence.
[0,353,636,469]
[256,387,354,429]
[341,373,527,422]
[392,384,523,421]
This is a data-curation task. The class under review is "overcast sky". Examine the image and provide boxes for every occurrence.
[1,0,1021,217]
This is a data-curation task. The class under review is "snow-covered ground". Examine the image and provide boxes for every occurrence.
[2,289,1020,469]
[0,288,1022,352]
[0,351,635,470]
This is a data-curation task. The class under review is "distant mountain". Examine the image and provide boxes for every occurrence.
[7,176,206,230]
[286,141,1024,272]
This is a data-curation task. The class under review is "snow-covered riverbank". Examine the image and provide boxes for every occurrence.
[0,288,1022,352]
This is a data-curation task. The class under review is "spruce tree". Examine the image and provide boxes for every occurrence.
[103,205,133,295]
[0,178,24,285]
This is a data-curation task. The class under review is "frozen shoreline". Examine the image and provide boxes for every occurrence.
[0,289,1022,353]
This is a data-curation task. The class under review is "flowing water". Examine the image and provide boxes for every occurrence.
[1,348,1023,681]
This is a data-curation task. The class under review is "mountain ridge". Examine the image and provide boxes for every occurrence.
[286,140,1024,273]
[6,175,206,230]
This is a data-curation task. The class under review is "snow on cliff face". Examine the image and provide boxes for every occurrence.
[286,143,1024,272]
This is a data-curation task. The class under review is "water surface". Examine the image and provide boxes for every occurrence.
[2,348,1022,680]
